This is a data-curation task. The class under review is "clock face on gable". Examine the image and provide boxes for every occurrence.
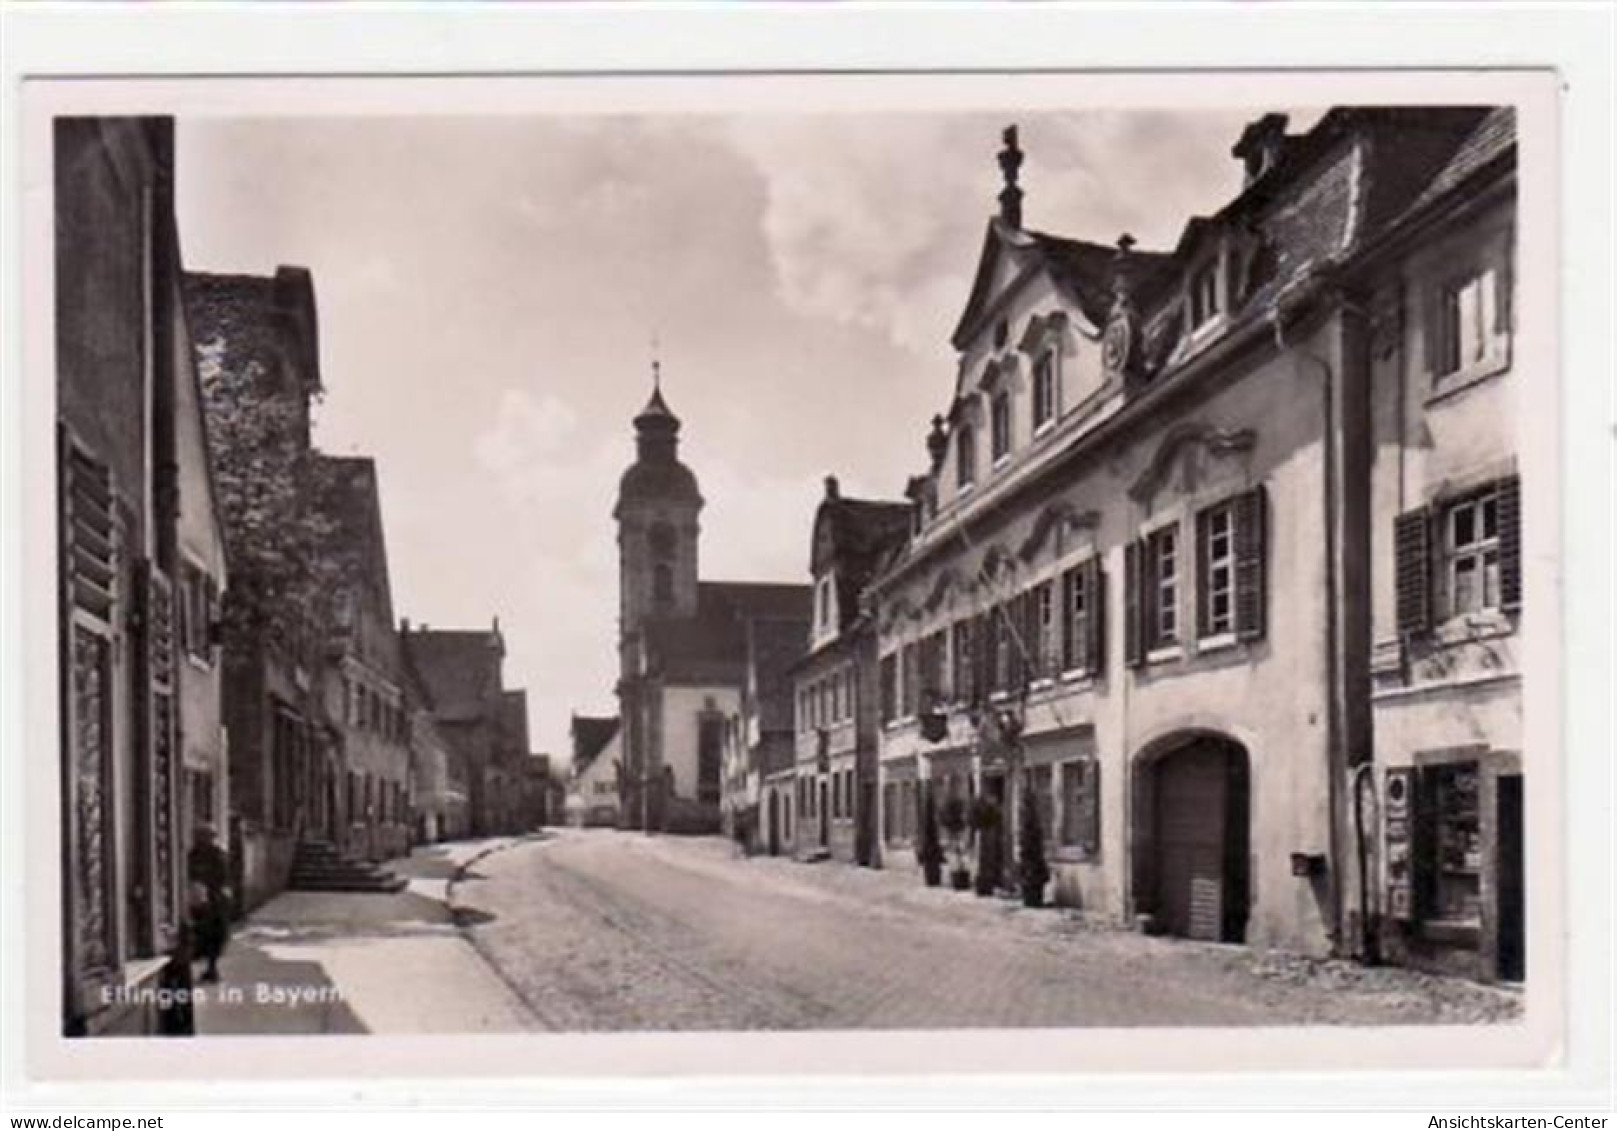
[1102,315,1133,374]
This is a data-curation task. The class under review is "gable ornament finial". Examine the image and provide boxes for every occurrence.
[997,124,1025,230]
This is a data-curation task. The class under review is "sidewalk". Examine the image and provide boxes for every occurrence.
[193,837,538,1035]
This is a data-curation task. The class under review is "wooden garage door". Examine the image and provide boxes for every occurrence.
[1154,743,1228,941]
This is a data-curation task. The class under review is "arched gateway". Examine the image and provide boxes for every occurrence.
[1133,732,1251,943]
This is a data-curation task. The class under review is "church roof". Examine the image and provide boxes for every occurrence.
[635,383,679,429]
[642,581,812,685]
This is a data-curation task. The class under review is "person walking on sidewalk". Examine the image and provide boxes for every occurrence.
[187,824,233,984]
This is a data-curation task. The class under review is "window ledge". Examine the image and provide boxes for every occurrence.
[1057,668,1099,688]
[1431,611,1517,647]
[184,652,213,673]
[1051,848,1100,866]
[1425,348,1509,406]
[992,455,1012,471]
[1145,644,1184,665]
[1033,419,1056,440]
[1194,632,1239,656]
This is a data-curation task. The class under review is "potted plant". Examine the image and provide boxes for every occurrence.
[940,797,971,890]
[917,790,945,887]
[1018,787,1051,908]
[970,796,1002,896]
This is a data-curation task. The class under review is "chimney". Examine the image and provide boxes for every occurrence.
[824,474,840,501]
[1232,113,1290,186]
[400,616,411,635]
[997,125,1024,229]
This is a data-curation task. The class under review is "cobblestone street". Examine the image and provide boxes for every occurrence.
[454,830,1522,1032]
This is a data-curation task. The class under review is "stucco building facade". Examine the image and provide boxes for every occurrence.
[868,109,1521,972]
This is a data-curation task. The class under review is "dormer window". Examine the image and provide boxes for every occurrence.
[1190,261,1221,328]
[990,391,1011,464]
[956,424,977,489]
[1032,350,1057,431]
[815,574,835,632]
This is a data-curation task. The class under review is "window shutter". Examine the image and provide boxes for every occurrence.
[1005,597,1024,690]
[1394,505,1433,636]
[1124,540,1144,667]
[1085,760,1102,858]
[1093,563,1106,676]
[1195,508,1213,638]
[1498,473,1522,613]
[1235,484,1268,640]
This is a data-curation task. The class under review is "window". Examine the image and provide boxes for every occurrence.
[956,424,977,489]
[990,391,1012,463]
[918,632,945,709]
[880,654,898,723]
[653,563,674,606]
[815,575,834,631]
[698,717,722,804]
[951,619,976,703]
[990,603,1014,692]
[1395,476,1519,635]
[1447,488,1501,617]
[900,643,919,718]
[1060,558,1103,674]
[1026,582,1055,679]
[1190,261,1221,327]
[1028,764,1055,844]
[1059,760,1101,857]
[1436,267,1501,378]
[1032,351,1057,430]
[180,563,213,662]
[1148,525,1180,649]
[1198,502,1237,637]
[1419,762,1482,927]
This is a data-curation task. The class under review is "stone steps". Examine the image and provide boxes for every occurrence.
[289,840,408,894]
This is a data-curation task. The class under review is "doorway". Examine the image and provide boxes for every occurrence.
[1144,735,1251,943]
[1496,774,1524,982]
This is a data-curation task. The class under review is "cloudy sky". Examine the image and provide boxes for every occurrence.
[175,107,1319,763]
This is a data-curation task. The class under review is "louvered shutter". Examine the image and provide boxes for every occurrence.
[1394,506,1433,636]
[1124,540,1144,667]
[973,611,990,701]
[1087,560,1106,675]
[1497,474,1522,613]
[1195,509,1213,638]
[1234,484,1268,640]
[1081,760,1101,858]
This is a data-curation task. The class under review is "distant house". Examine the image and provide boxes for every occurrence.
[785,477,910,864]
[55,116,230,1035]
[399,639,467,843]
[400,620,528,837]
[566,715,622,828]
[611,375,813,834]
[723,604,812,855]
[314,456,413,863]
[186,264,329,911]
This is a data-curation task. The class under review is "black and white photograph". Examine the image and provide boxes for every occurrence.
[39,86,1548,1038]
[5,9,1609,1101]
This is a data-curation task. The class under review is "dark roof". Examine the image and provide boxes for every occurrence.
[1029,232,1177,323]
[1391,106,1515,226]
[400,627,503,723]
[314,455,396,632]
[811,493,913,631]
[746,616,809,734]
[699,581,812,623]
[571,715,620,774]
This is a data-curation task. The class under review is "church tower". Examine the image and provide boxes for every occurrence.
[613,363,702,833]
[614,363,703,637]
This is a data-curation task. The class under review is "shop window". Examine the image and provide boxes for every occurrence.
[1418,762,1483,930]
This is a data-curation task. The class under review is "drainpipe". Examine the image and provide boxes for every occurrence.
[1268,278,1355,959]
